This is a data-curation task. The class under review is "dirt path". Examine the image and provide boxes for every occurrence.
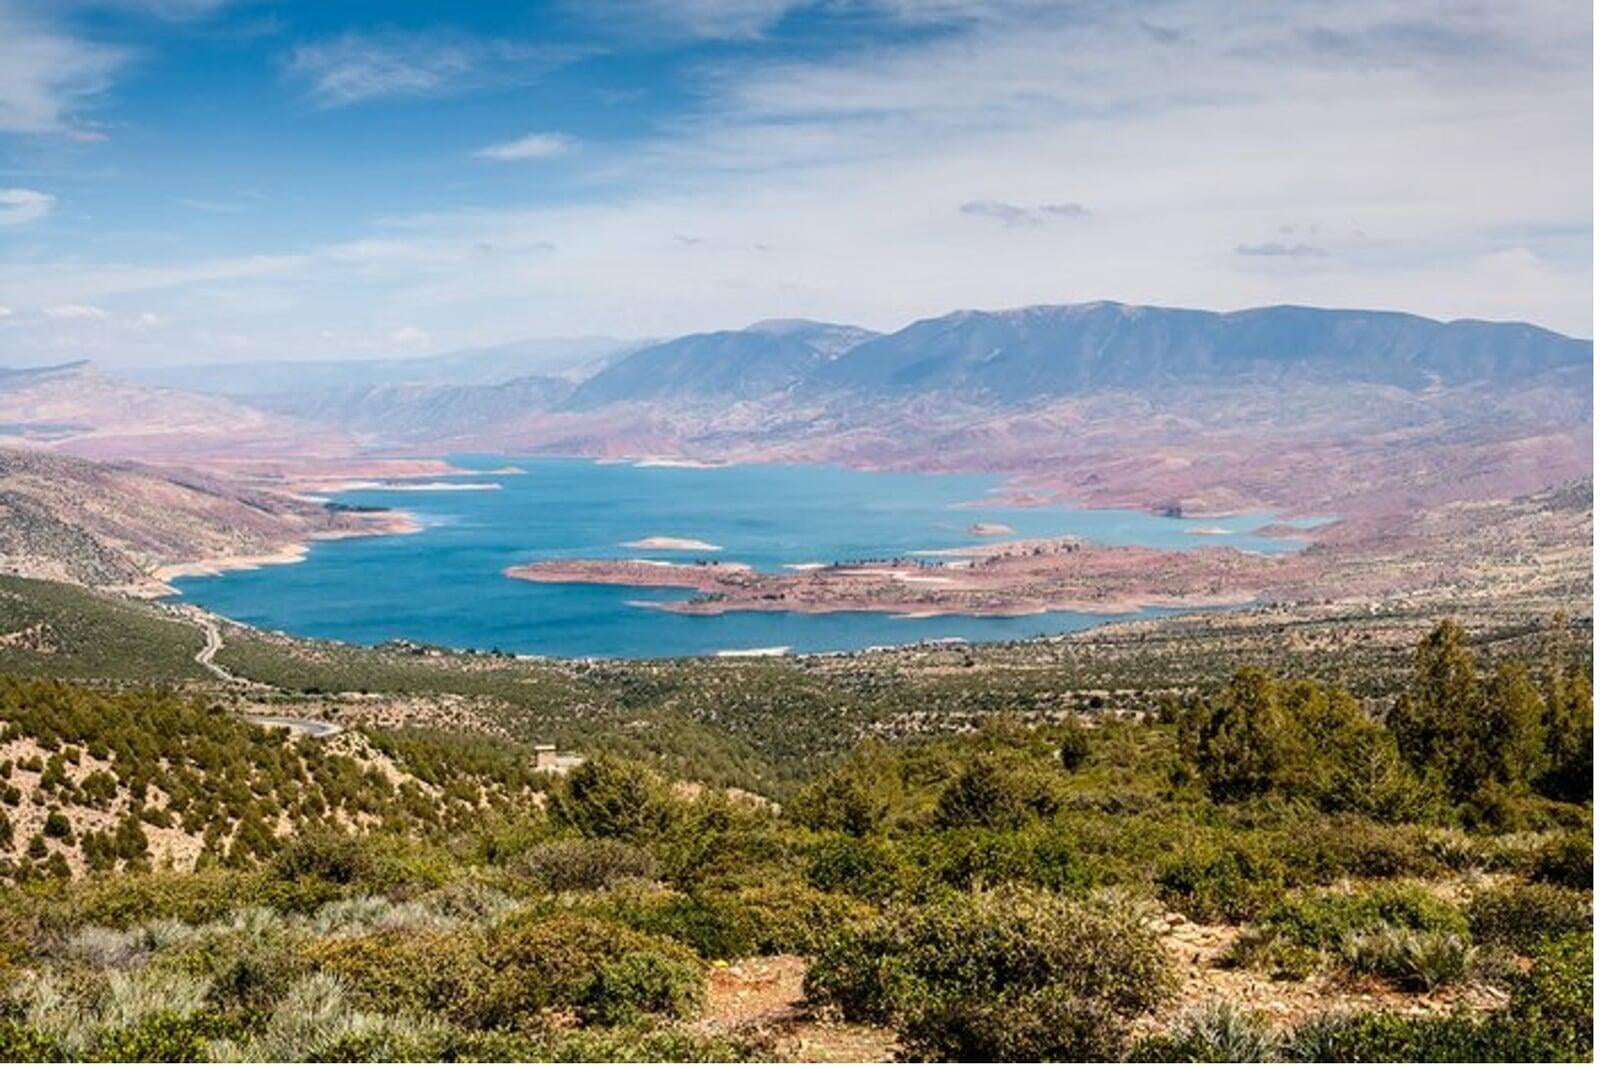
[700,955,896,1062]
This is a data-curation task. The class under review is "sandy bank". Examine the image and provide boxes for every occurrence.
[621,536,724,551]
[138,510,421,597]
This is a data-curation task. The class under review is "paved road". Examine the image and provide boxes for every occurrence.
[242,714,343,738]
[171,604,343,738]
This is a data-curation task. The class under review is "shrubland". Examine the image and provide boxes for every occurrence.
[0,617,1586,1061]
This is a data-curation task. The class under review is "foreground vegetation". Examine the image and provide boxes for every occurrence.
[0,614,1588,1061]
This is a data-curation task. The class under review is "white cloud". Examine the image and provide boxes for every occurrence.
[0,0,1589,364]
[44,303,108,319]
[284,31,574,108]
[390,325,431,347]
[0,4,126,134]
[135,311,165,326]
[0,305,12,318]
[474,132,573,161]
[0,188,55,225]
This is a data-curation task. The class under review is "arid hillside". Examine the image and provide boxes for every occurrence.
[0,449,413,590]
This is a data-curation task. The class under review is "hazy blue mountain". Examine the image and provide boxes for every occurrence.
[252,375,575,440]
[564,320,877,409]
[125,336,640,397]
[805,302,1593,403]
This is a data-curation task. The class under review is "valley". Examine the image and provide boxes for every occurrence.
[0,300,1588,1063]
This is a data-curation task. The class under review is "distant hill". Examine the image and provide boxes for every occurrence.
[565,320,877,409]
[805,302,1593,403]
[0,448,403,588]
[125,336,640,396]
[252,375,575,443]
[0,360,338,460]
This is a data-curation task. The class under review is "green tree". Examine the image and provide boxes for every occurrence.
[1058,719,1092,773]
[1177,668,1309,802]
[554,753,673,841]
[933,755,1053,830]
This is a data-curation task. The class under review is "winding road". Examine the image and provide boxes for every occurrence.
[171,604,343,737]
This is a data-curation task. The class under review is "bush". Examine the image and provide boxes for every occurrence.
[1058,719,1092,772]
[1133,1001,1279,1062]
[1468,881,1592,953]
[512,838,657,892]
[932,755,1058,830]
[580,950,707,1026]
[912,825,1094,894]
[1531,831,1593,889]
[1286,1010,1499,1062]
[1501,932,1592,1061]
[787,769,888,836]
[730,883,877,956]
[1156,845,1284,923]
[806,835,910,902]
[476,915,704,1028]
[805,887,1176,1060]
[271,831,371,887]
[1261,883,1466,950]
[1339,926,1476,992]
[300,928,487,1021]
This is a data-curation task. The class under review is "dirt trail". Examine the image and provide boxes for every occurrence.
[700,955,896,1062]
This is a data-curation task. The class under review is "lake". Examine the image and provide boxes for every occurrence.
[167,456,1320,659]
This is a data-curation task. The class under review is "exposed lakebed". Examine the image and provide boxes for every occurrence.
[168,456,1324,659]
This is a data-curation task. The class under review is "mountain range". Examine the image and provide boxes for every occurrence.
[1,300,1589,517]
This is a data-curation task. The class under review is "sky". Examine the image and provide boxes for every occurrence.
[0,0,1592,368]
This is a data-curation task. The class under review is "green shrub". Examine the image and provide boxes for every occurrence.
[0,1018,63,1061]
[913,825,1093,894]
[1058,719,1093,772]
[1261,883,1466,950]
[41,811,71,841]
[452,1022,766,1062]
[270,831,371,886]
[1156,845,1284,923]
[614,891,756,961]
[513,838,657,892]
[1286,1010,1499,1062]
[730,883,877,956]
[805,887,1176,1060]
[1339,926,1476,992]
[1501,932,1592,1061]
[787,769,888,836]
[1132,1001,1280,1062]
[806,835,910,902]
[580,950,706,1026]
[1531,831,1593,889]
[476,915,704,1028]
[932,755,1058,830]
[88,1012,210,1062]
[1468,881,1592,953]
[300,928,487,1021]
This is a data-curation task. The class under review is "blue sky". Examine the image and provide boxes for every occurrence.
[0,0,1591,366]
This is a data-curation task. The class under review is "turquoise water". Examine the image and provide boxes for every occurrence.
[168,457,1321,659]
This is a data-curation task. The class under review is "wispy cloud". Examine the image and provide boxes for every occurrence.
[0,3,126,134]
[284,30,575,108]
[44,303,108,319]
[174,195,250,213]
[1235,241,1329,258]
[474,132,573,161]
[0,188,55,225]
[959,199,1088,226]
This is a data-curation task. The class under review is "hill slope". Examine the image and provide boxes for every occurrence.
[566,320,876,408]
[0,449,411,589]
